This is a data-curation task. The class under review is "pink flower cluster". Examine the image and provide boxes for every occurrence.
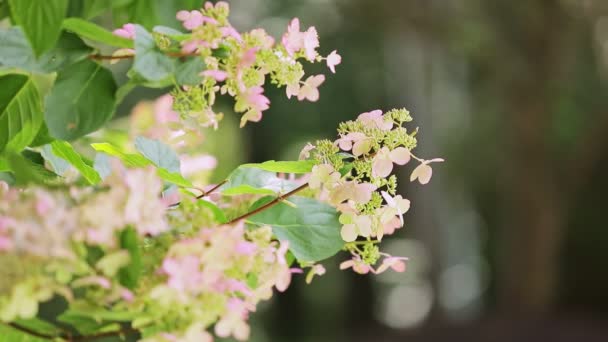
[149,223,297,341]
[113,2,341,129]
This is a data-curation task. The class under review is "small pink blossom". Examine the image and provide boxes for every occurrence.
[235,241,257,256]
[303,27,319,61]
[297,75,325,102]
[340,213,372,242]
[372,147,411,178]
[357,110,393,131]
[330,181,376,205]
[180,155,217,175]
[326,50,342,73]
[376,256,408,274]
[121,289,135,302]
[305,264,326,284]
[282,18,302,56]
[340,257,372,275]
[202,69,228,82]
[336,132,371,156]
[309,164,341,191]
[380,191,410,225]
[298,143,315,160]
[176,10,217,30]
[410,158,444,185]
[162,256,204,293]
[281,18,319,60]
[154,95,179,123]
[113,23,135,39]
[286,82,300,99]
[221,26,243,42]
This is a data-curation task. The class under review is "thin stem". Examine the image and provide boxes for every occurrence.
[5,323,56,340]
[346,239,380,246]
[226,183,309,225]
[169,180,227,207]
[70,326,139,342]
[88,51,199,61]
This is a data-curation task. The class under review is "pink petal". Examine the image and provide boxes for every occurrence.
[372,156,393,178]
[389,147,411,165]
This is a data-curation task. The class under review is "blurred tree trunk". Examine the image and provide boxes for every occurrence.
[492,0,567,313]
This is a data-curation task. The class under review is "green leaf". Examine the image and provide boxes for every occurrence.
[133,25,175,81]
[93,153,111,179]
[0,27,41,71]
[248,196,344,262]
[0,323,49,341]
[118,227,142,289]
[134,136,180,172]
[8,0,68,56]
[13,317,62,337]
[221,166,298,196]
[90,143,150,167]
[62,18,133,48]
[44,59,117,140]
[37,32,92,72]
[156,168,192,188]
[0,28,91,73]
[175,58,205,86]
[197,199,227,224]
[47,140,101,184]
[29,124,55,148]
[0,74,43,152]
[126,69,173,89]
[242,160,317,174]
[5,152,58,185]
[57,306,132,335]
[40,145,70,175]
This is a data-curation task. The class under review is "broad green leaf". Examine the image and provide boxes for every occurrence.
[126,69,173,89]
[0,323,49,341]
[156,168,193,188]
[93,153,112,179]
[175,58,205,86]
[62,18,133,48]
[48,141,101,184]
[242,160,317,174]
[13,317,62,337]
[40,145,71,175]
[248,196,344,262]
[134,136,180,172]
[30,125,55,148]
[5,152,58,185]
[0,74,43,152]
[0,28,91,73]
[133,25,175,81]
[8,0,68,56]
[44,59,117,140]
[118,227,142,289]
[221,166,298,196]
[57,307,129,335]
[91,143,150,167]
[197,199,227,224]
[91,142,192,187]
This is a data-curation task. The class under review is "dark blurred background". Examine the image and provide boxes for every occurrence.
[111,0,608,341]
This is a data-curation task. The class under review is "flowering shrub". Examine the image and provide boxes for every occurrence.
[0,1,441,341]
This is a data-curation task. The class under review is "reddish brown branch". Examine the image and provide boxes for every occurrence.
[169,179,227,207]
[226,183,309,225]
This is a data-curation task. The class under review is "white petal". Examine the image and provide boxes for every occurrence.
[341,224,357,242]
